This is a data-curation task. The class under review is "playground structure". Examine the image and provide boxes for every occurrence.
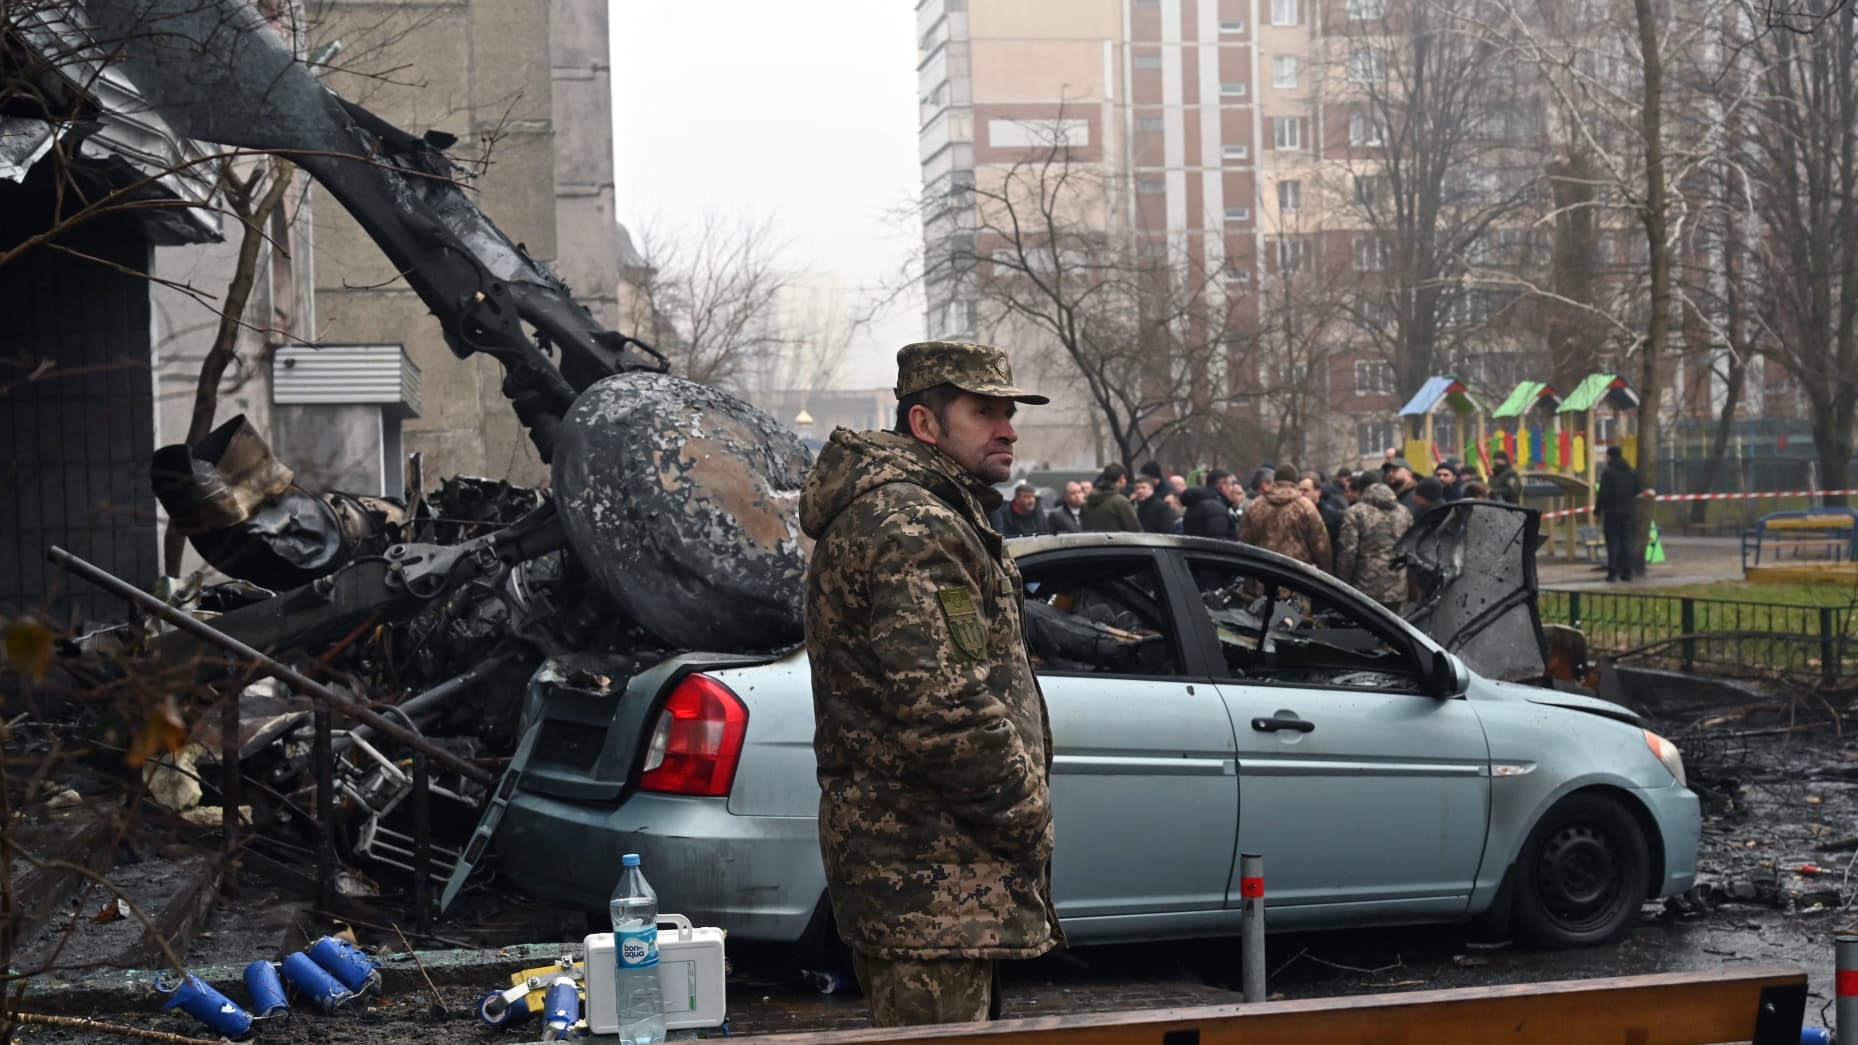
[1472,373,1640,557]
[1397,376,1486,473]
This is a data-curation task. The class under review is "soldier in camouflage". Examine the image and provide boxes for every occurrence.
[1336,474,1413,610]
[799,341,1062,1027]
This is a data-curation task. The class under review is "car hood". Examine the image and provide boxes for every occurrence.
[1473,676,1643,726]
[1395,500,1549,683]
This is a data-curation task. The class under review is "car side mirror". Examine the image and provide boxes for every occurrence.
[1428,652,1467,697]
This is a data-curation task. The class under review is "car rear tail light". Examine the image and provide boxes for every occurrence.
[638,673,748,796]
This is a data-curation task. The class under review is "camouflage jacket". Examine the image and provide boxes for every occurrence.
[1336,484,1412,606]
[1238,482,1333,571]
[799,428,1060,961]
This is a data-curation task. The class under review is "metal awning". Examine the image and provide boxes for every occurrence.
[5,5,222,244]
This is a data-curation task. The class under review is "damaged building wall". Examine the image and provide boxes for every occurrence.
[304,0,622,486]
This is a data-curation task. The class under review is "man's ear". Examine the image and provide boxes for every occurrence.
[907,403,941,445]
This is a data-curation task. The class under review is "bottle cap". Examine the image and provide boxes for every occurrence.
[623,853,640,867]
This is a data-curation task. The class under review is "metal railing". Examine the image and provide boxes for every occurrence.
[1541,589,1858,683]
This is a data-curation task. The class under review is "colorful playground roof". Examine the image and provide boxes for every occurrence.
[1492,381,1561,419]
[1556,373,1640,413]
[1398,375,1483,417]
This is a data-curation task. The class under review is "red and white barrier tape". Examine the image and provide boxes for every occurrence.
[1539,488,1858,521]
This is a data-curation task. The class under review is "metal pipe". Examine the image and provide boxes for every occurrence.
[49,545,492,786]
[220,684,241,875]
[412,753,432,935]
[334,653,511,755]
[1837,933,1858,1041]
[314,707,335,914]
[1241,852,1265,1004]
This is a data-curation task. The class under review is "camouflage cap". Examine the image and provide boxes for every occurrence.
[895,341,1049,405]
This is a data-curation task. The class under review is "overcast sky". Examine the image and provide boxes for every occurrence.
[609,1,925,390]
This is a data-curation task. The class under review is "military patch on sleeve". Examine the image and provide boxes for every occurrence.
[936,586,987,660]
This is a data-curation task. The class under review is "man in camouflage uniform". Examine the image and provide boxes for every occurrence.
[1336,473,1413,611]
[1238,465,1333,571]
[800,341,1062,1027]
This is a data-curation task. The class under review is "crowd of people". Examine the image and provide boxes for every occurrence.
[989,448,1530,607]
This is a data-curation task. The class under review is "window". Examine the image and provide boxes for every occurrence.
[1358,418,1399,455]
[1348,47,1386,83]
[1226,263,1252,283]
[1137,116,1166,132]
[1355,361,1395,395]
[1135,52,1164,70]
[1223,142,1250,160]
[1348,111,1386,146]
[1347,0,1386,18]
[1138,176,1167,195]
[1224,205,1252,221]
[1272,55,1300,88]
[1021,558,1183,677]
[1272,116,1303,150]
[1276,237,1307,272]
[1221,81,1248,97]
[1219,19,1246,33]
[1142,239,1170,258]
[1277,179,1303,212]
[1184,555,1422,688]
[1353,173,1385,206]
[1353,236,1386,271]
[1271,0,1299,25]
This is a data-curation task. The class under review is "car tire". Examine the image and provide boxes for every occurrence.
[1512,793,1650,948]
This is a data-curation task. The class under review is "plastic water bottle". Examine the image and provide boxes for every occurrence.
[609,853,665,1044]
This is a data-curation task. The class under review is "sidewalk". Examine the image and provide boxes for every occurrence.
[1536,535,1745,591]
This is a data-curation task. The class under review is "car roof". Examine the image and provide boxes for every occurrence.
[1007,531,1321,578]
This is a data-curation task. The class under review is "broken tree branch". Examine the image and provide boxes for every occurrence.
[13,1012,222,1045]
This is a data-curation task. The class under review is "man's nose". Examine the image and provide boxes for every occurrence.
[998,418,1017,443]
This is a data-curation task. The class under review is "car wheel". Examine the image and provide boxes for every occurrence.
[1512,793,1650,948]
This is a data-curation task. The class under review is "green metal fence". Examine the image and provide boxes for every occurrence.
[1540,589,1858,683]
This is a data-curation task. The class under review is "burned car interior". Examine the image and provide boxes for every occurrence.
[1188,558,1426,692]
[1022,558,1181,676]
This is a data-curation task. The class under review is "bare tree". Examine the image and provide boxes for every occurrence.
[921,127,1252,470]
[1734,0,1858,503]
[1337,0,1543,398]
[618,215,789,393]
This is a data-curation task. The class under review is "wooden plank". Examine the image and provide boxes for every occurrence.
[749,967,1806,1045]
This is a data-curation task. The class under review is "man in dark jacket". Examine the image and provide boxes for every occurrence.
[801,340,1060,1026]
[1135,476,1178,533]
[1182,470,1238,539]
[1596,445,1642,582]
[992,481,1050,538]
[1047,481,1087,533]
[1081,464,1141,532]
[1489,451,1523,505]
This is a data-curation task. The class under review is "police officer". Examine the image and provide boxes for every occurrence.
[798,341,1062,1027]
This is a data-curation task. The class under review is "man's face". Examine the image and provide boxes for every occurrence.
[1169,475,1187,495]
[1435,467,1457,486]
[1298,478,1319,503]
[1218,476,1241,504]
[1132,479,1154,502]
[913,392,1017,482]
[1389,466,1413,490]
[1014,488,1038,512]
[1064,482,1086,509]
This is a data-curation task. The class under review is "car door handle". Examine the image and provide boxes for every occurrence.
[1251,716,1314,734]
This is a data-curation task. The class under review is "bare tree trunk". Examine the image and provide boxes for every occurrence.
[1632,0,1669,564]
[1689,353,1744,527]
[162,157,295,575]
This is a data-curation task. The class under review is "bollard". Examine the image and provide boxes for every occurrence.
[309,934,383,995]
[156,972,254,1038]
[1241,852,1265,1004]
[243,960,289,1018]
[1838,934,1858,1042]
[541,974,579,1041]
[281,950,354,1013]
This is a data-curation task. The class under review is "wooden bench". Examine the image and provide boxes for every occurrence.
[1742,507,1858,569]
[757,967,1810,1045]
